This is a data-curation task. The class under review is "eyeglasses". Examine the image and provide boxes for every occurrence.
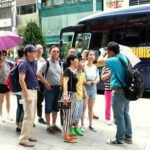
[52,51,59,53]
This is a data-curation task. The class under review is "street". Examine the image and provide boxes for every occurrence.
[0,93,150,150]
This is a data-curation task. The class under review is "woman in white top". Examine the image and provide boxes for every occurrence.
[84,50,100,132]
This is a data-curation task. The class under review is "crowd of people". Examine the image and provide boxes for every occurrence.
[0,41,133,147]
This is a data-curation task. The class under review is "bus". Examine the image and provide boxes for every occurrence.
[60,4,150,91]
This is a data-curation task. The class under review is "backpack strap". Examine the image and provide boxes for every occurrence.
[45,60,50,78]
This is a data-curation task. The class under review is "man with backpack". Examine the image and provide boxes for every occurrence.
[97,41,133,145]
[37,45,62,134]
[18,45,39,147]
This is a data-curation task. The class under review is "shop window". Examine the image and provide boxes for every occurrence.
[53,0,64,5]
[17,4,36,15]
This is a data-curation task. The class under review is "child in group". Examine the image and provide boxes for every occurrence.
[101,66,112,125]
[70,59,86,136]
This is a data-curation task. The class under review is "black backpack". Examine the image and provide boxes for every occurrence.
[10,61,27,93]
[116,57,144,101]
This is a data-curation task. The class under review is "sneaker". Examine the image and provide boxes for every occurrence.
[80,125,85,132]
[70,127,76,136]
[93,115,99,119]
[106,120,112,125]
[74,128,84,136]
[0,115,5,122]
[52,125,62,133]
[107,139,124,144]
[19,141,34,147]
[89,126,96,132]
[38,118,46,125]
[16,127,21,133]
[46,127,56,134]
[125,139,133,144]
[6,115,13,121]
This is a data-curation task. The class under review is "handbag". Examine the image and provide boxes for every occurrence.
[58,93,71,109]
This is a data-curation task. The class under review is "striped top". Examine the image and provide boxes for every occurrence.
[101,67,111,91]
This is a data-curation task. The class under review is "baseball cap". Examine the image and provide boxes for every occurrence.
[107,41,119,52]
[23,45,37,52]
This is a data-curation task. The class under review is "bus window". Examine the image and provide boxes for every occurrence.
[60,32,74,59]
[75,33,91,53]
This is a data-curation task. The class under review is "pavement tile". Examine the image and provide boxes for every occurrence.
[0,94,150,150]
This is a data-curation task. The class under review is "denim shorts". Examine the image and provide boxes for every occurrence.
[86,85,97,99]
[44,87,61,113]
[73,100,83,121]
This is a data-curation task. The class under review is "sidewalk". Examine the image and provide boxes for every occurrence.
[0,94,150,150]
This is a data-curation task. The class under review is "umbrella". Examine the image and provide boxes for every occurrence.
[0,31,22,51]
[99,45,141,67]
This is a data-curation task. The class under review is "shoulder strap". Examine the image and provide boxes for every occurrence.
[45,60,50,78]
[115,57,129,87]
[117,56,132,69]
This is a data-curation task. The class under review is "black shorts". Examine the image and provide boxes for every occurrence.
[0,84,10,93]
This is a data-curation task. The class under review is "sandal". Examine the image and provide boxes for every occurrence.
[64,137,77,143]
[69,135,77,140]
[107,139,124,144]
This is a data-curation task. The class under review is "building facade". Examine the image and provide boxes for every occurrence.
[16,0,39,34]
[0,0,16,31]
[40,0,103,45]
[40,0,150,46]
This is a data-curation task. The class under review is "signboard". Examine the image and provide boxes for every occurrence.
[0,18,11,27]
[104,0,129,11]
[0,0,13,8]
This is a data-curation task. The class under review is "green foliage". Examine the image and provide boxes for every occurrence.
[23,21,47,58]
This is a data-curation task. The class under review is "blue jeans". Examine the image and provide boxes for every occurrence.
[16,95,24,125]
[73,100,83,121]
[112,89,132,142]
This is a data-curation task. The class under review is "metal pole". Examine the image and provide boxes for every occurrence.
[93,0,96,14]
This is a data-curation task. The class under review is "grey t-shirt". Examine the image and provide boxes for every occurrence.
[40,58,61,85]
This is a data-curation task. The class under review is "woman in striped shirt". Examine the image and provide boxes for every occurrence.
[101,67,112,125]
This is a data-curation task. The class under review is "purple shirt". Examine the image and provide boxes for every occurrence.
[18,58,39,89]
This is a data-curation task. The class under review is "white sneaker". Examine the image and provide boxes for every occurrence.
[6,115,14,122]
[0,115,5,122]
[106,120,112,125]
[80,125,85,132]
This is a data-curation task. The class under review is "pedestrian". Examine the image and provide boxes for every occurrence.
[37,45,62,134]
[63,54,78,143]
[0,50,13,122]
[70,58,86,136]
[18,45,39,147]
[84,50,100,132]
[97,41,133,144]
[15,48,25,133]
[101,66,112,125]
[35,44,46,125]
